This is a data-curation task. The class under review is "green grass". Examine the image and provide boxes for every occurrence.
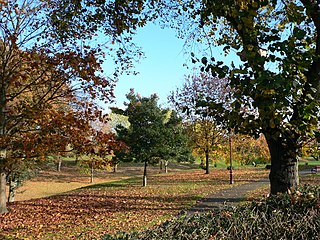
[81,177,142,189]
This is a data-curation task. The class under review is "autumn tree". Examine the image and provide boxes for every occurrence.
[170,72,230,174]
[113,89,192,186]
[0,0,115,213]
[74,119,127,183]
[302,131,320,161]
[107,113,130,172]
[231,134,270,166]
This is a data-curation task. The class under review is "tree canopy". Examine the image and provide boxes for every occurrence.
[170,72,230,173]
[112,89,193,186]
[0,0,120,213]
[161,0,320,194]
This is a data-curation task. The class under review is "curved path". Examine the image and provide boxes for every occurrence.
[187,170,311,215]
[187,178,269,214]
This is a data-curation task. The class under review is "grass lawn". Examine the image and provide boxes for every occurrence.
[0,163,269,240]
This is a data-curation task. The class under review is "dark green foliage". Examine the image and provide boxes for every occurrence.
[103,185,320,240]
[112,89,193,165]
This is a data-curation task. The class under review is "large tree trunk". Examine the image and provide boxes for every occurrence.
[143,161,147,187]
[0,88,8,213]
[0,171,7,213]
[265,133,299,194]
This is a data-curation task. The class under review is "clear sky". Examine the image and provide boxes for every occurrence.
[104,22,239,111]
[105,23,191,110]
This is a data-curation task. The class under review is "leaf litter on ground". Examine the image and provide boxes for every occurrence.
[0,168,269,239]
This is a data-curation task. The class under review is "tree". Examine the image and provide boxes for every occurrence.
[160,0,320,194]
[48,0,151,77]
[157,110,194,173]
[113,89,192,186]
[75,125,127,183]
[231,134,270,166]
[0,0,114,213]
[45,0,320,194]
[170,72,230,174]
[107,113,130,172]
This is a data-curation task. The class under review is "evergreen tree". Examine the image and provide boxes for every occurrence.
[112,89,192,186]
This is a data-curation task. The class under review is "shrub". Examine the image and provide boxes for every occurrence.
[103,185,320,240]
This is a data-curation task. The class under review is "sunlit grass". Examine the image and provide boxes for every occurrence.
[1,167,269,239]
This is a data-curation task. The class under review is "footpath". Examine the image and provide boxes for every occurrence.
[188,178,269,214]
[188,170,311,215]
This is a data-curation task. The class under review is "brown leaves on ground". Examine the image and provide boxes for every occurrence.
[0,168,268,239]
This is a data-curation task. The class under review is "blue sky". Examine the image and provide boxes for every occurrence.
[106,23,191,109]
[104,22,240,111]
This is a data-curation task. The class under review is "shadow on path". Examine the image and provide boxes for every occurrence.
[187,178,269,215]
[187,170,311,215]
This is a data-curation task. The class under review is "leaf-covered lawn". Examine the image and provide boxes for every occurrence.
[0,169,268,239]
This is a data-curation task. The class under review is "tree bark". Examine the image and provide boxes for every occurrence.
[205,149,210,174]
[8,178,17,203]
[113,163,118,173]
[56,156,62,172]
[265,134,299,194]
[90,163,94,183]
[0,171,7,213]
[143,161,147,187]
[164,160,168,174]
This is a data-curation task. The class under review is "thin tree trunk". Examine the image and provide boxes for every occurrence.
[113,163,118,173]
[205,149,210,174]
[159,160,163,171]
[164,160,168,173]
[56,156,62,172]
[75,154,79,165]
[143,161,147,187]
[90,163,94,183]
[8,179,17,203]
[0,87,8,213]
[266,133,299,194]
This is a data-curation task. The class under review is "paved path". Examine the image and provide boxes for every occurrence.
[187,178,269,214]
[187,170,311,215]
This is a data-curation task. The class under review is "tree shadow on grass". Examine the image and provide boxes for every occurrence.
[9,192,200,216]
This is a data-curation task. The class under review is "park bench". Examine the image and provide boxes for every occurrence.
[311,166,320,174]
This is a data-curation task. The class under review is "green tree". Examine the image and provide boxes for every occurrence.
[157,110,194,173]
[162,0,320,194]
[113,89,192,186]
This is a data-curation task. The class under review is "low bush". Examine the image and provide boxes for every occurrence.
[103,185,320,240]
